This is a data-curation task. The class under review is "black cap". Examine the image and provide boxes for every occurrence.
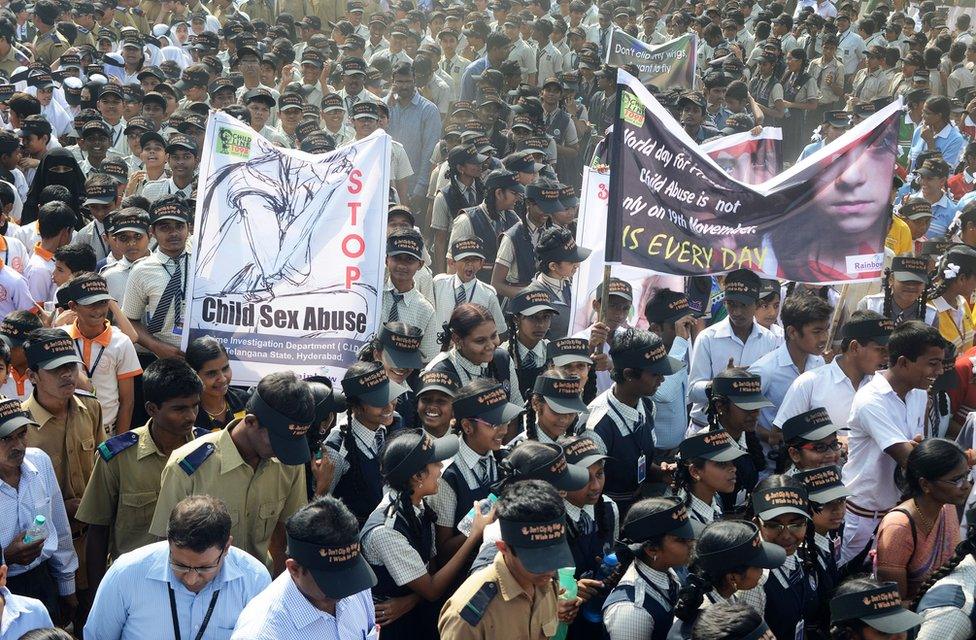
[451,237,486,261]
[830,582,921,634]
[723,268,761,304]
[0,398,38,438]
[677,90,706,111]
[503,441,590,491]
[696,521,786,573]
[383,431,459,485]
[824,109,852,128]
[596,277,634,303]
[842,316,894,345]
[783,407,838,443]
[449,143,487,167]
[243,87,276,107]
[321,93,345,112]
[279,92,305,111]
[386,232,423,260]
[919,240,952,258]
[917,157,950,179]
[504,150,544,174]
[25,333,83,371]
[709,374,773,410]
[508,285,559,317]
[621,496,698,542]
[304,376,346,420]
[149,196,191,224]
[526,179,566,215]
[286,533,377,599]
[165,134,198,155]
[61,274,112,306]
[176,65,209,90]
[83,181,116,206]
[123,115,156,135]
[453,382,523,424]
[561,435,609,469]
[644,289,690,324]
[109,208,150,236]
[536,227,591,265]
[485,169,525,195]
[795,465,849,504]
[532,373,586,414]
[547,337,592,367]
[678,429,747,463]
[0,316,37,347]
[377,323,422,370]
[758,278,780,301]
[351,101,380,120]
[343,365,409,408]
[498,508,573,573]
[751,484,810,521]
[341,57,367,76]
[609,331,685,375]
[417,369,461,397]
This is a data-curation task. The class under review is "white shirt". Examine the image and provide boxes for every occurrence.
[842,373,926,511]
[748,343,825,432]
[0,263,35,317]
[688,318,782,426]
[232,574,376,640]
[773,356,870,432]
[432,273,506,334]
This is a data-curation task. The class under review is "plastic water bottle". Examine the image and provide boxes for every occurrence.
[553,567,578,640]
[457,493,498,537]
[22,515,47,544]
[580,552,619,623]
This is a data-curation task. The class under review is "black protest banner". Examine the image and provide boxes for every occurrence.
[605,70,902,284]
[604,31,697,90]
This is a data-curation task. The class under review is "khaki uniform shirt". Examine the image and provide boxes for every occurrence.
[438,552,559,640]
[149,421,307,565]
[24,392,104,503]
[75,422,193,558]
[31,28,69,66]
[0,45,29,79]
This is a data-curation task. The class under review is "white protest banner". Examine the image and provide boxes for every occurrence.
[605,31,698,90]
[700,127,783,185]
[183,112,390,386]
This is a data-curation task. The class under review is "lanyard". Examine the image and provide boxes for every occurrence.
[162,254,189,299]
[74,339,106,379]
[168,585,220,640]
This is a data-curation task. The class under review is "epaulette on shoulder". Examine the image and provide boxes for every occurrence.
[459,581,498,627]
[192,426,215,439]
[74,389,97,398]
[177,441,216,475]
[96,431,138,462]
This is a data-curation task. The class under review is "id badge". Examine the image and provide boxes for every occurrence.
[172,303,184,336]
[637,453,646,485]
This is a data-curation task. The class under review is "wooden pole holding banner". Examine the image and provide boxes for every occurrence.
[826,284,850,352]
[598,264,612,324]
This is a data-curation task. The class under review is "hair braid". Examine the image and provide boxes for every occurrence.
[674,567,716,622]
[912,535,976,609]
[341,408,364,490]
[524,398,539,441]
[671,461,695,509]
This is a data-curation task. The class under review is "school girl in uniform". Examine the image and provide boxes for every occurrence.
[360,428,494,639]
[503,285,559,403]
[778,408,843,476]
[548,337,598,403]
[324,361,409,525]
[359,322,425,429]
[925,343,957,439]
[702,369,774,516]
[602,497,698,640]
[829,578,921,640]
[429,379,523,564]
[927,245,976,350]
[415,369,460,438]
[425,302,524,405]
[671,429,746,527]
[795,466,849,607]
[530,225,591,340]
[748,475,825,640]
[670,520,787,638]
[858,256,937,325]
[508,370,587,447]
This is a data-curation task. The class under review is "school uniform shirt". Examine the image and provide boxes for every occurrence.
[25,243,55,304]
[0,263,36,317]
[0,234,30,275]
[565,498,619,542]
[651,336,690,451]
[0,587,53,638]
[365,37,389,61]
[929,295,975,352]
[537,41,566,83]
[432,273,507,337]
[231,574,376,640]
[140,176,195,203]
[122,249,191,348]
[843,372,927,512]
[361,493,437,587]
[0,447,76,595]
[75,218,110,262]
[688,318,783,427]
[495,218,542,284]
[381,285,439,363]
[748,343,825,433]
[101,255,144,305]
[920,191,959,239]
[507,37,538,79]
[857,291,938,326]
[0,368,32,403]
[836,27,866,76]
[84,540,271,640]
[63,321,142,435]
[323,414,386,494]
[603,560,679,640]
[773,355,869,433]
[323,123,355,148]
[683,490,723,526]
[429,438,497,530]
[909,122,967,172]
[762,552,819,640]
[107,119,128,156]
[915,554,976,640]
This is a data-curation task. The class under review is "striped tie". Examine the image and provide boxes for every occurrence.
[146,260,182,334]
[388,292,403,321]
[455,284,466,305]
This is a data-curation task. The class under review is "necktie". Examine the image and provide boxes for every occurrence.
[522,349,536,368]
[578,509,595,535]
[478,457,491,484]
[388,292,403,321]
[147,257,182,334]
[455,283,466,304]
[572,52,578,68]
[374,427,386,453]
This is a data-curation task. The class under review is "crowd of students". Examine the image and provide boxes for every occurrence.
[0,0,971,637]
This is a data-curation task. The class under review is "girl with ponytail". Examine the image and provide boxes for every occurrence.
[427,302,523,406]
[323,361,409,525]
[603,497,697,640]
[670,520,786,639]
[926,245,976,350]
[672,429,744,525]
[748,474,824,640]
[361,428,492,639]
[508,369,587,447]
[829,577,921,640]
[502,285,559,405]
[369,322,424,429]
[876,438,969,601]
[795,465,849,602]
[858,256,936,326]
[704,368,772,515]
[530,225,590,340]
[914,507,976,639]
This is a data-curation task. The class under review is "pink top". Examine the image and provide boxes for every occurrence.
[875,503,960,600]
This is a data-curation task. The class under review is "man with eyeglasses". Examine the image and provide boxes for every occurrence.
[85,495,270,640]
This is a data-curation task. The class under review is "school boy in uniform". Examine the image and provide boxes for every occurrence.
[382,228,440,363]
[432,237,506,333]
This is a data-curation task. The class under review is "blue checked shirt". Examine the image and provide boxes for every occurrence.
[84,541,271,640]
[386,92,442,199]
[0,587,53,637]
[0,448,77,595]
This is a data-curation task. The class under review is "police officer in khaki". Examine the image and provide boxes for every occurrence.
[76,358,203,593]
[149,371,314,571]
[438,479,581,639]
[30,0,68,66]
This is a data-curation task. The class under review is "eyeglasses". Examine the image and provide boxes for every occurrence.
[472,418,507,430]
[169,548,226,576]
[798,440,843,454]
[759,520,807,535]
[935,475,973,489]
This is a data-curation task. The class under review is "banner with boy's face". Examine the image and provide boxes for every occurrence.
[606,70,902,284]
[700,128,783,185]
[605,31,698,90]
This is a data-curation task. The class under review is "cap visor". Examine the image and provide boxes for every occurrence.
[534,201,565,216]
[384,348,423,371]
[453,250,487,261]
[113,226,148,236]
[386,249,422,260]
[759,506,811,521]
[359,379,410,408]
[863,609,922,635]
[568,245,592,262]
[551,354,593,367]
[510,183,526,195]
[799,424,839,441]
[83,196,115,206]
[553,461,590,491]
[645,355,686,376]
[724,292,758,305]
[268,429,312,464]
[573,453,610,469]
[309,556,377,599]
[520,303,559,316]
[75,293,113,305]
[703,444,747,463]
[808,485,850,504]
[671,518,698,540]
[543,395,588,415]
[480,400,525,425]
[0,414,38,437]
[39,353,83,370]
[152,213,188,224]
[892,271,927,283]
[512,538,574,573]
[750,539,787,569]
[418,383,456,397]
[729,394,774,410]
[430,433,460,462]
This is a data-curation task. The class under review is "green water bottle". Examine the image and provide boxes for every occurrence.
[553,567,578,640]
